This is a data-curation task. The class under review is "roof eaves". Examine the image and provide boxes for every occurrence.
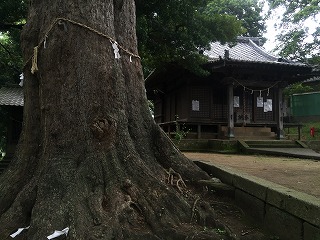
[207,58,311,68]
[0,87,24,106]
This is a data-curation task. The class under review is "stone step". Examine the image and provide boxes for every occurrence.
[235,135,276,140]
[220,127,276,140]
[221,126,272,133]
[245,140,298,145]
[235,131,275,137]
[244,140,301,149]
[220,130,276,140]
[247,143,300,148]
[234,127,272,134]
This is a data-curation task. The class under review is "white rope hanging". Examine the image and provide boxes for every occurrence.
[234,79,280,96]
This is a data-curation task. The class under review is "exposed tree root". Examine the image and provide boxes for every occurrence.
[0,156,239,240]
[165,168,187,193]
[190,196,201,222]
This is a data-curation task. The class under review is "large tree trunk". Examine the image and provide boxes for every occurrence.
[0,1,229,239]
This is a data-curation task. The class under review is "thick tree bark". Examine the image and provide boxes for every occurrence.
[0,1,230,239]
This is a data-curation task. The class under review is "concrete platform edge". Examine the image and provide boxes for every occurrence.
[195,160,320,240]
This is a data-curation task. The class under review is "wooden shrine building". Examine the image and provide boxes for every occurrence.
[145,37,312,140]
[0,86,23,159]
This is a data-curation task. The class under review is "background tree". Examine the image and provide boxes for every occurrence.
[267,0,320,63]
[283,82,314,97]
[204,0,266,37]
[0,33,23,85]
[136,0,268,75]
[0,1,236,239]
[0,0,266,79]
[0,0,26,85]
[0,0,26,31]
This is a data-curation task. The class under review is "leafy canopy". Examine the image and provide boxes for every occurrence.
[204,0,266,37]
[0,0,26,30]
[0,0,265,80]
[267,0,320,63]
[136,0,245,75]
[137,0,265,75]
[283,82,314,97]
[0,32,23,85]
[0,0,26,85]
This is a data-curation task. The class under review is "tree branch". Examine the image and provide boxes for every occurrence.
[0,23,24,31]
[0,42,21,73]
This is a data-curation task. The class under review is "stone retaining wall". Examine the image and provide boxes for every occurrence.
[175,139,320,155]
[174,139,238,153]
[196,161,320,240]
[304,140,320,152]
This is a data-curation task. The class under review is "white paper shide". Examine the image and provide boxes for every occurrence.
[47,227,69,239]
[10,226,30,238]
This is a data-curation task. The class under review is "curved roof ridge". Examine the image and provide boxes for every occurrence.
[205,38,309,67]
[247,39,278,62]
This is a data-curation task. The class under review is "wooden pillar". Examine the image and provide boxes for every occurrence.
[227,84,235,138]
[276,87,285,139]
[298,125,302,140]
[197,124,201,139]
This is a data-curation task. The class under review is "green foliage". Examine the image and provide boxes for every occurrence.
[0,31,23,85]
[0,0,267,79]
[136,0,247,76]
[268,0,320,22]
[204,0,266,37]
[0,0,27,25]
[286,121,320,141]
[310,81,320,92]
[148,100,154,116]
[267,0,320,63]
[214,228,227,235]
[0,1,26,156]
[174,116,189,142]
[0,0,26,85]
[303,122,320,141]
[283,82,313,97]
[1,0,263,78]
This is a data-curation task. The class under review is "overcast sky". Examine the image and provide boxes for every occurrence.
[262,3,319,54]
[262,5,284,53]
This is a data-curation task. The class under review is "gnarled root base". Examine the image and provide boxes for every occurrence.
[0,149,236,240]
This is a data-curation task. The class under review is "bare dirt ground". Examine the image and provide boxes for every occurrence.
[200,191,272,240]
[181,152,320,239]
[184,152,320,198]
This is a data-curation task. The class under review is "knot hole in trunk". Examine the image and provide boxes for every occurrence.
[90,117,117,142]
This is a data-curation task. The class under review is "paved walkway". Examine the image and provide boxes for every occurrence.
[184,152,320,198]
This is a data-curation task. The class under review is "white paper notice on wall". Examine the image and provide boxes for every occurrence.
[264,99,272,112]
[47,227,69,239]
[257,97,263,108]
[234,96,240,107]
[192,100,200,111]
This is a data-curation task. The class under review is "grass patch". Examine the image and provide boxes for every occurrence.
[286,121,320,140]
